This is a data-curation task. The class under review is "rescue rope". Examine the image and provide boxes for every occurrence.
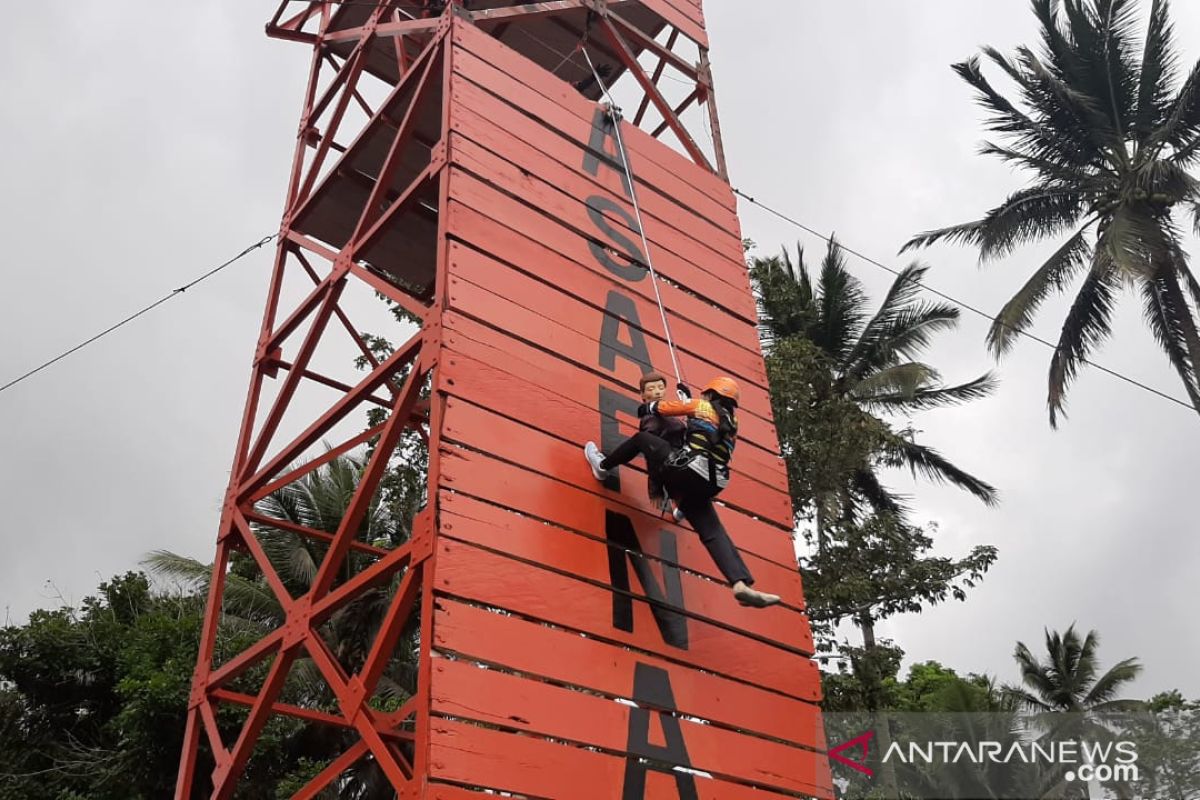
[581,46,687,393]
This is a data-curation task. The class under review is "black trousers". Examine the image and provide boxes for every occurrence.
[601,432,754,586]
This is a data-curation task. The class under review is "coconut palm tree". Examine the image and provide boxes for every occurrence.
[147,451,421,796]
[751,239,999,528]
[904,0,1200,425]
[1005,625,1144,799]
[1006,625,1143,713]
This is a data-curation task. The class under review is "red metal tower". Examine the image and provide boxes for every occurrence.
[176,2,832,797]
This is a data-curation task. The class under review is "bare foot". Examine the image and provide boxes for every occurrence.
[732,581,781,608]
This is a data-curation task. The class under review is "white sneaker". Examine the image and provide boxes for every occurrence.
[671,505,685,523]
[584,441,610,481]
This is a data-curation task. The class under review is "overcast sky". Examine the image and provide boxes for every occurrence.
[1,1,1196,701]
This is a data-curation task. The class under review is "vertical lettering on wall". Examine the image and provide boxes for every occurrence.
[605,511,688,650]
[583,108,633,198]
[622,663,699,800]
[586,197,648,281]
[598,386,640,491]
[583,102,695,800]
[600,290,651,372]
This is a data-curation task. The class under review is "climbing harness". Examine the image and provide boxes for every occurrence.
[580,45,689,400]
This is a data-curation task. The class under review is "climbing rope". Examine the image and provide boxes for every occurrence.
[580,46,688,396]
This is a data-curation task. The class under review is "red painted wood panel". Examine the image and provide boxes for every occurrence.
[433,599,824,748]
[435,435,795,574]
[636,0,708,48]
[448,80,743,261]
[436,331,792,489]
[440,493,800,606]
[451,22,733,210]
[446,201,758,355]
[447,64,738,234]
[446,139,751,300]
[441,371,787,513]
[445,230,766,386]
[441,190,758,379]
[429,719,834,800]
[438,314,788,479]
[440,294,782,453]
[436,337,787,497]
[433,537,818,697]
[438,500,807,646]
[431,658,823,795]
[446,256,767,395]
[446,168,755,325]
[445,258,765,393]
[440,395,792,528]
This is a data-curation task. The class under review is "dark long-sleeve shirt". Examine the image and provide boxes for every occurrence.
[637,402,687,447]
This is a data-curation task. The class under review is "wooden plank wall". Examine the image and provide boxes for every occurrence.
[426,18,831,800]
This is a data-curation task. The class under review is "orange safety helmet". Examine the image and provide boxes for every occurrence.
[701,376,740,406]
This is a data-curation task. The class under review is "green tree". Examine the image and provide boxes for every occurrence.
[0,573,296,799]
[893,661,1003,712]
[1005,625,1143,713]
[751,239,998,539]
[904,0,1200,424]
[751,239,999,679]
[1121,690,1200,799]
[147,452,422,796]
[752,240,1002,795]
[1005,626,1144,799]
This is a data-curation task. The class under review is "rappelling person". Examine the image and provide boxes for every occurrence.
[584,376,782,609]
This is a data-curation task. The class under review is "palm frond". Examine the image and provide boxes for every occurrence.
[142,550,283,623]
[1014,638,1061,702]
[1047,255,1121,427]
[1082,657,1143,706]
[980,183,1089,261]
[988,223,1094,357]
[954,52,1042,138]
[902,220,986,254]
[1151,58,1200,154]
[1135,0,1178,140]
[1015,44,1119,164]
[882,436,999,506]
[977,140,1107,185]
[844,263,960,377]
[848,468,907,517]
[1140,262,1200,408]
[1091,0,1141,141]
[815,239,868,363]
[863,303,963,376]
[143,549,212,589]
[860,372,1000,413]
[751,247,816,344]
[1003,685,1056,713]
[959,47,1097,169]
[1176,250,1200,309]
[848,362,939,405]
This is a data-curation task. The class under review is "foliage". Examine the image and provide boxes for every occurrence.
[1004,624,1143,713]
[803,514,998,630]
[146,453,423,796]
[752,239,998,527]
[905,0,1200,424]
[752,237,1001,731]
[1121,690,1200,799]
[0,573,294,799]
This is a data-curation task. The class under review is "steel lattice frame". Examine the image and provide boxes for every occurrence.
[176,2,830,798]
